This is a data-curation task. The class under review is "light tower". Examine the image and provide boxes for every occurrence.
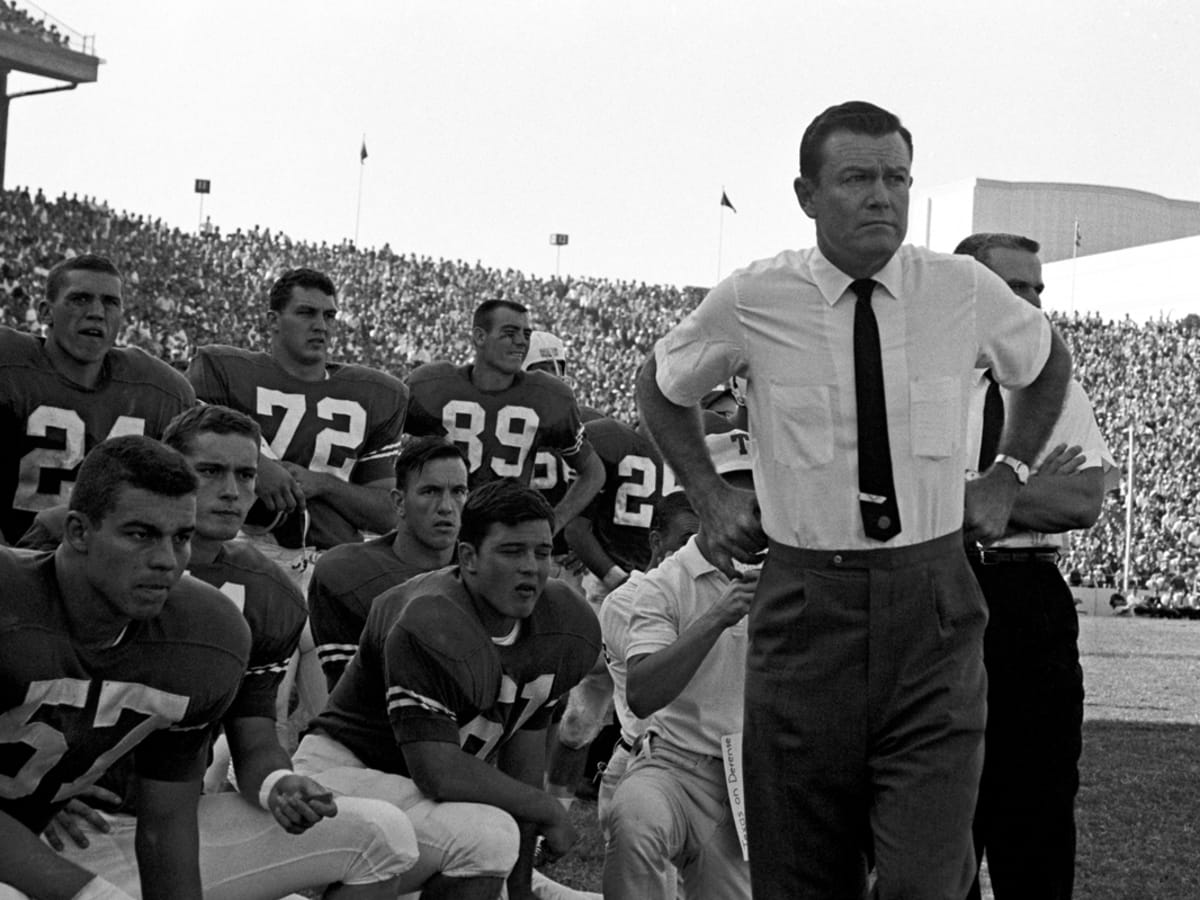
[0,11,101,188]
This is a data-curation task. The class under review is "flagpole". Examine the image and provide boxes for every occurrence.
[1123,420,1134,596]
[354,133,366,246]
[1069,217,1079,315]
[717,200,724,284]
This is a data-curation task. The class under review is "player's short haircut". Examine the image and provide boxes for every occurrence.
[458,478,555,549]
[268,267,337,312]
[45,254,123,303]
[395,436,469,489]
[472,299,528,332]
[650,491,695,534]
[953,232,1041,262]
[162,404,262,456]
[799,101,913,182]
[70,435,197,525]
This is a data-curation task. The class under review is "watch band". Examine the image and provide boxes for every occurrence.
[993,454,1030,485]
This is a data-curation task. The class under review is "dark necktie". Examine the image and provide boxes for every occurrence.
[978,373,1005,472]
[851,279,902,541]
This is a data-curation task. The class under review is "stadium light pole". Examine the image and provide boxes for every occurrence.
[1123,421,1134,596]
[0,73,77,189]
[549,233,568,278]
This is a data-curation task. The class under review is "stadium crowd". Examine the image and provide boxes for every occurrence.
[0,0,71,47]
[1,184,1198,602]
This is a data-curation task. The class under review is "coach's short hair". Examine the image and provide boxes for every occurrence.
[953,232,1041,262]
[395,436,468,489]
[268,267,337,312]
[472,299,528,332]
[45,254,123,303]
[70,435,197,525]
[650,491,695,534]
[162,405,261,456]
[799,101,913,182]
[458,479,555,550]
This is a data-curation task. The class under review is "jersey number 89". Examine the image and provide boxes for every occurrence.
[442,400,540,479]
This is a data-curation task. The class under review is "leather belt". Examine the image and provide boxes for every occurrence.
[966,547,1060,566]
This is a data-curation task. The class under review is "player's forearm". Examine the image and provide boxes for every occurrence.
[135,806,202,900]
[225,715,294,803]
[0,810,97,899]
[500,735,546,899]
[999,329,1073,467]
[1008,468,1105,534]
[636,358,726,507]
[551,455,604,535]
[563,517,618,580]
[313,478,395,533]
[406,742,562,829]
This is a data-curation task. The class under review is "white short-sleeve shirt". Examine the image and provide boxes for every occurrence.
[655,244,1052,549]
[966,375,1114,551]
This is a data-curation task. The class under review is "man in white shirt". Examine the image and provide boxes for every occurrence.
[600,430,755,900]
[956,232,1113,900]
[637,101,1073,899]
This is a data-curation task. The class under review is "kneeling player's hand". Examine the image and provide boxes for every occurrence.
[43,784,123,850]
[538,814,579,864]
[268,773,339,834]
[257,457,306,514]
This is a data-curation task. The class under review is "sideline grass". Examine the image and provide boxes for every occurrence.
[543,616,1200,898]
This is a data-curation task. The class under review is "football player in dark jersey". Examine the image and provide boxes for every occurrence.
[296,480,600,900]
[186,267,407,563]
[0,435,249,900]
[0,254,195,544]
[310,436,469,692]
[40,407,418,899]
[404,300,604,535]
[188,267,407,747]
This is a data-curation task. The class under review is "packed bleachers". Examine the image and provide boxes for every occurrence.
[2,185,1197,598]
[0,1,70,47]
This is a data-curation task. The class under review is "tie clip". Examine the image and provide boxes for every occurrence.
[858,492,888,504]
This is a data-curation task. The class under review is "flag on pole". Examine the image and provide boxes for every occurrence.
[1074,220,1082,248]
[360,138,368,164]
[720,189,737,213]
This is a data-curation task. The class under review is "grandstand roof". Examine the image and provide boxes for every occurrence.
[1042,234,1200,324]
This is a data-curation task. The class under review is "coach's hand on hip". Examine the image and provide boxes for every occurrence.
[694,481,766,580]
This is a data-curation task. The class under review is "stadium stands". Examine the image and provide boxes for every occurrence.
[1,184,1196,601]
[0,1,70,46]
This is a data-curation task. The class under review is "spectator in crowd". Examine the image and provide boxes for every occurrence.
[956,232,1114,900]
[0,1,71,46]
[309,436,469,692]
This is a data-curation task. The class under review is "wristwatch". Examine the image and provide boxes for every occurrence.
[993,454,1030,485]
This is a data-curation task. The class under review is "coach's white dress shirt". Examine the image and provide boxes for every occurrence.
[655,244,1051,550]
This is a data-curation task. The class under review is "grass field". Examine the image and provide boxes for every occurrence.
[541,615,1200,899]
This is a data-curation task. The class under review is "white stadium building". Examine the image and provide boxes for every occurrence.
[910,178,1200,323]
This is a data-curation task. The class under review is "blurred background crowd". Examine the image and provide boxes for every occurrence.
[3,186,1197,602]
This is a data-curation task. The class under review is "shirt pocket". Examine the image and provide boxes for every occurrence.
[768,382,834,468]
[909,377,960,459]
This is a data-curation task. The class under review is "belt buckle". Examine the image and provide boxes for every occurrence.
[978,548,1000,566]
